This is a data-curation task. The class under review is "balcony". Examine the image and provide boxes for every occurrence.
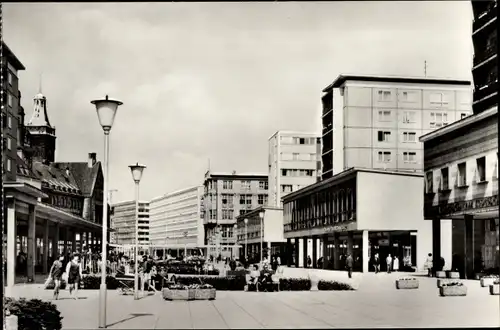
[473,1,497,33]
[284,211,356,233]
[474,79,498,103]
[473,44,497,68]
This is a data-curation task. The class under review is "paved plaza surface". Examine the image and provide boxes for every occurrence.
[6,269,500,329]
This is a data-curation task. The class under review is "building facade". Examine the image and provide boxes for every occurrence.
[111,200,150,246]
[203,171,268,258]
[471,0,497,114]
[268,131,321,207]
[149,186,204,258]
[283,168,431,273]
[321,75,472,180]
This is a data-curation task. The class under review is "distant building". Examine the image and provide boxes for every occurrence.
[149,186,204,258]
[203,171,268,258]
[321,74,472,179]
[267,131,321,207]
[111,200,150,246]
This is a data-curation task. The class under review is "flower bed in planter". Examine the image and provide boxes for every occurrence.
[437,279,452,288]
[439,282,467,297]
[162,284,195,301]
[489,281,500,295]
[5,297,63,330]
[279,278,312,291]
[395,277,419,290]
[173,275,246,291]
[446,271,460,279]
[317,280,355,291]
[435,271,446,279]
[480,275,499,287]
[190,284,216,300]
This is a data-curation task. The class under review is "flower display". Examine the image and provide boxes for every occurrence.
[481,275,499,279]
[398,277,417,281]
[441,281,464,287]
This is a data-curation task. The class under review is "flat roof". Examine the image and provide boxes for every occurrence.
[268,130,321,141]
[3,42,26,70]
[150,185,203,202]
[420,106,498,142]
[235,206,283,220]
[323,74,471,92]
[282,167,423,201]
[205,172,268,178]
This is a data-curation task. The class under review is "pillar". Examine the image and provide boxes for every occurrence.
[322,235,328,270]
[42,220,49,274]
[362,230,369,273]
[432,218,441,276]
[52,224,59,259]
[333,233,340,270]
[6,199,17,288]
[85,232,90,251]
[312,237,318,268]
[26,205,36,282]
[72,231,77,254]
[63,227,68,257]
[464,215,474,279]
[302,238,308,268]
[286,238,292,267]
[294,238,300,267]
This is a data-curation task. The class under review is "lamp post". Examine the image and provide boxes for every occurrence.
[183,231,188,260]
[163,224,167,260]
[259,211,264,263]
[91,95,123,329]
[233,223,237,259]
[244,218,248,261]
[129,163,146,301]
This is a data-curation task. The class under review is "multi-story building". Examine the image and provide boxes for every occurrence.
[149,186,204,258]
[268,131,321,207]
[420,1,498,280]
[203,171,268,258]
[111,200,150,246]
[321,74,472,179]
[471,0,497,114]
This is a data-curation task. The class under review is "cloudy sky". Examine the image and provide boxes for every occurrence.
[4,1,473,203]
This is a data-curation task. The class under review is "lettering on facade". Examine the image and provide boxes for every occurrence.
[426,195,499,218]
[48,194,83,216]
[323,224,349,233]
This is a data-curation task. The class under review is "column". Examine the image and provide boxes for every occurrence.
[294,238,300,267]
[6,199,17,289]
[72,230,77,254]
[347,232,354,256]
[322,235,328,270]
[302,238,308,268]
[362,230,369,273]
[333,233,340,270]
[312,237,318,268]
[62,227,68,257]
[432,218,441,277]
[85,232,90,251]
[52,224,59,259]
[42,220,49,274]
[27,205,36,282]
[464,215,474,279]
[286,238,292,267]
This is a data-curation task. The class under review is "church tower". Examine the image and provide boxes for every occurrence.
[26,87,56,164]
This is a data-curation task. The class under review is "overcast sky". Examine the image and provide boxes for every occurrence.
[4,1,473,203]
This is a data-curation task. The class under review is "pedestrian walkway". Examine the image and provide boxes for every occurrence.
[6,273,499,329]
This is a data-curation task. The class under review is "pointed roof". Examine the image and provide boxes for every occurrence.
[32,161,82,195]
[55,162,102,197]
[27,92,53,128]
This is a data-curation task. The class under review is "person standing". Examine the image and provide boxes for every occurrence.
[425,253,433,277]
[65,254,83,300]
[345,253,354,278]
[48,255,64,300]
[393,256,400,272]
[386,254,393,274]
[373,253,380,273]
[307,255,312,268]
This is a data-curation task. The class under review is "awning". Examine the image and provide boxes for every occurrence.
[36,202,103,231]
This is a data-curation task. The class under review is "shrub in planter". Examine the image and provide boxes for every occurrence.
[395,277,419,290]
[439,282,467,297]
[279,278,312,291]
[5,297,63,330]
[489,280,500,295]
[437,279,452,288]
[318,280,355,291]
[480,275,499,287]
[174,275,246,291]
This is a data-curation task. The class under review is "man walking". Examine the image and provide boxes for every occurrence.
[373,253,380,273]
[346,253,354,278]
[386,254,393,274]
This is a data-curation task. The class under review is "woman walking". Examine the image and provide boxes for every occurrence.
[48,255,65,300]
[65,254,83,300]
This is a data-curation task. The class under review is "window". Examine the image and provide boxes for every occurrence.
[7,116,12,129]
[258,194,266,205]
[241,180,251,190]
[403,132,417,143]
[430,112,448,128]
[377,151,391,163]
[240,194,252,205]
[458,162,467,187]
[429,92,449,106]
[221,194,233,206]
[476,157,486,182]
[7,93,13,107]
[8,71,13,85]
[403,151,417,163]
[292,153,300,160]
[378,110,391,122]
[209,210,217,219]
[281,185,292,193]
[6,159,11,172]
[378,90,392,101]
[239,210,247,216]
[377,131,391,142]
[7,137,11,150]
[461,113,468,120]
[400,91,416,102]
[425,171,433,193]
[440,168,449,191]
[281,169,287,176]
[222,209,234,220]
[402,111,417,124]
[259,181,268,189]
[222,180,233,190]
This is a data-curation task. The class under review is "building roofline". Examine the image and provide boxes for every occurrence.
[112,200,150,207]
[3,42,26,70]
[283,167,424,201]
[420,106,498,143]
[150,185,204,202]
[267,130,320,141]
[235,205,283,220]
[205,172,268,179]
[322,74,471,92]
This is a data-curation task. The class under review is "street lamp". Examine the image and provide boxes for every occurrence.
[183,231,188,260]
[244,218,248,261]
[259,211,264,263]
[91,95,122,329]
[233,223,238,259]
[129,162,146,301]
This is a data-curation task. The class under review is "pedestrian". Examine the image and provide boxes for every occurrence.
[65,253,83,300]
[425,253,433,277]
[386,254,393,273]
[271,256,278,273]
[346,253,354,278]
[276,255,281,266]
[48,255,64,300]
[373,253,380,273]
[307,255,312,268]
[393,256,399,272]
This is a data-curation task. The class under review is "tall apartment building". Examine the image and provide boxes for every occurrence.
[471,0,497,114]
[321,75,473,180]
[111,200,150,246]
[149,186,204,257]
[268,131,321,207]
[2,42,26,182]
[203,171,268,258]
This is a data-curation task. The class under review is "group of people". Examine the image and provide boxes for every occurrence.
[371,253,400,273]
[47,253,83,300]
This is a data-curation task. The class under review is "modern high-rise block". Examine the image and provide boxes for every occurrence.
[321,74,472,179]
[111,200,150,246]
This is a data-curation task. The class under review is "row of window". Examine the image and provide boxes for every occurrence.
[281,169,316,177]
[211,180,268,190]
[377,110,467,126]
[208,208,255,219]
[376,90,459,106]
[280,152,317,161]
[377,151,417,163]
[280,136,318,145]
[220,193,268,205]
[377,131,417,143]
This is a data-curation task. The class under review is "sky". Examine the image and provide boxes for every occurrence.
[4,1,473,203]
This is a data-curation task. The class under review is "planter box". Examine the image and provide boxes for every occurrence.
[489,284,500,295]
[447,271,460,279]
[435,271,446,279]
[480,278,497,287]
[437,279,452,288]
[396,279,419,289]
[475,273,485,280]
[439,285,467,297]
[162,288,195,301]
[194,288,216,300]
